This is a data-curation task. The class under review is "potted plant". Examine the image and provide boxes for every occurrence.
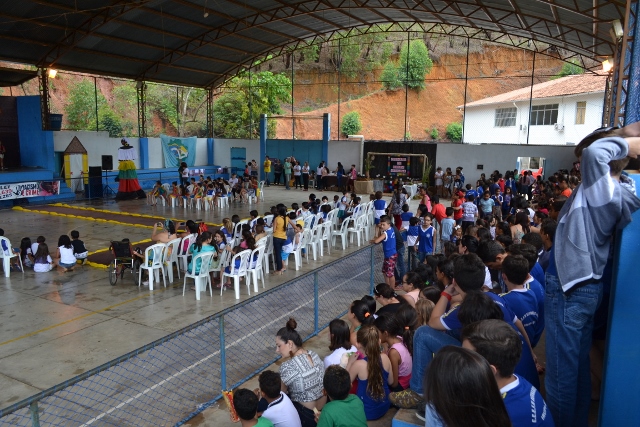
[363,155,375,180]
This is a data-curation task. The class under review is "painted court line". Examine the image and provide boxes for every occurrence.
[79,268,369,426]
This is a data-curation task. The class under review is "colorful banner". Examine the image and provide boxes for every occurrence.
[388,156,410,176]
[0,181,60,200]
[160,134,197,168]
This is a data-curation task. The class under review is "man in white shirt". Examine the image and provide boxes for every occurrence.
[257,370,302,427]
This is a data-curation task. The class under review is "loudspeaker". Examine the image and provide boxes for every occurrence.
[101,155,113,171]
[86,166,103,198]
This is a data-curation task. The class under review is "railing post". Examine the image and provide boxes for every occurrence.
[370,246,375,295]
[314,271,319,334]
[29,401,40,427]
[219,315,226,390]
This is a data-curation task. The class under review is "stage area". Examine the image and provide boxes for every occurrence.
[0,186,366,409]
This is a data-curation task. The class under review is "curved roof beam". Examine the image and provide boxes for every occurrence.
[135,0,620,82]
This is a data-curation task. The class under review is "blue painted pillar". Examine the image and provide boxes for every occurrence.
[322,113,330,163]
[207,138,214,165]
[259,114,267,181]
[624,1,640,124]
[600,173,640,426]
[138,137,149,169]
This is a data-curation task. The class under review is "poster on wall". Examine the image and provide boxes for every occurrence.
[0,181,60,200]
[160,134,197,168]
[388,156,410,176]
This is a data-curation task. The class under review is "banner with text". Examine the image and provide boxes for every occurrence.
[388,156,409,176]
[160,134,197,168]
[0,181,60,200]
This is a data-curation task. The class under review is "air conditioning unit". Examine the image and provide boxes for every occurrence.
[554,123,565,131]
[520,124,527,132]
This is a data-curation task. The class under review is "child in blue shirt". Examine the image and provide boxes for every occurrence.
[415,213,436,262]
[440,207,455,243]
[399,204,413,231]
[499,255,540,347]
[370,215,397,289]
[462,320,554,427]
[406,217,420,270]
[373,191,387,231]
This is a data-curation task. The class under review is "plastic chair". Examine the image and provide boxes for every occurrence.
[263,214,274,227]
[258,181,265,201]
[209,249,230,284]
[347,215,365,247]
[303,228,319,261]
[263,233,274,274]
[177,234,197,272]
[290,230,307,270]
[318,221,332,256]
[221,249,252,299]
[217,194,229,208]
[233,220,249,246]
[246,245,266,291]
[183,252,215,300]
[331,218,350,250]
[0,237,23,277]
[164,238,182,282]
[138,243,167,291]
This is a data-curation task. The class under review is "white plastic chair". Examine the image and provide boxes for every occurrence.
[138,243,167,290]
[209,249,230,284]
[233,219,249,246]
[183,252,215,300]
[247,245,266,291]
[303,228,319,261]
[221,249,252,299]
[347,215,366,247]
[263,233,274,274]
[0,237,22,277]
[331,218,350,250]
[217,194,229,208]
[258,181,265,201]
[177,234,197,272]
[291,230,307,270]
[164,238,182,282]
[318,221,332,255]
[263,214,274,227]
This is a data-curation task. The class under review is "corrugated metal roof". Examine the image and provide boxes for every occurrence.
[0,0,626,88]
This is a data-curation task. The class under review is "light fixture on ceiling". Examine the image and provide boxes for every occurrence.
[203,0,209,17]
[612,19,624,40]
[48,69,57,78]
[602,58,613,73]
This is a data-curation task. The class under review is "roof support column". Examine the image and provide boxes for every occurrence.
[38,69,51,131]
[136,81,147,138]
[207,88,214,166]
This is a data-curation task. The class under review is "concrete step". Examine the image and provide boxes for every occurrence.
[392,408,424,427]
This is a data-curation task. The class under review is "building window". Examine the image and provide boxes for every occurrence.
[529,104,559,126]
[494,107,517,127]
[575,101,586,124]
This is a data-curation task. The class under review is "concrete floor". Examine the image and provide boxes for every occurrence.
[0,185,371,411]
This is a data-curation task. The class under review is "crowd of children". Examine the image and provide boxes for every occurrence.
[1,229,88,273]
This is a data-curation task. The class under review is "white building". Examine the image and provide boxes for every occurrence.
[459,72,607,145]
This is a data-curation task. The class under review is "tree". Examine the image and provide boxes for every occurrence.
[398,39,433,90]
[446,122,463,143]
[341,111,362,137]
[65,79,107,130]
[213,71,292,139]
[381,62,402,90]
[99,107,123,137]
[553,60,584,79]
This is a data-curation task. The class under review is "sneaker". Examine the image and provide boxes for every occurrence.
[415,408,426,421]
[389,389,424,409]
[142,281,149,287]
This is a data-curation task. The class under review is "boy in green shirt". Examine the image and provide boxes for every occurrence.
[233,388,274,427]
[316,365,367,427]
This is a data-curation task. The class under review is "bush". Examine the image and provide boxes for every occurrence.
[341,111,362,137]
[398,39,433,90]
[429,127,439,140]
[381,62,401,90]
[446,122,463,143]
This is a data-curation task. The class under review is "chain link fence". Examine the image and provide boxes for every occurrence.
[0,244,381,427]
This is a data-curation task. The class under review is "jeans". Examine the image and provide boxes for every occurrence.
[294,175,301,188]
[303,174,309,190]
[410,326,460,394]
[285,173,291,189]
[273,237,286,271]
[274,172,281,185]
[545,273,602,427]
[394,245,406,282]
[264,172,270,186]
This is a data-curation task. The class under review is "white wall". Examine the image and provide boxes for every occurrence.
[435,144,577,184]
[53,131,212,169]
[462,92,604,145]
[213,138,260,168]
[328,139,361,171]
[53,130,140,168]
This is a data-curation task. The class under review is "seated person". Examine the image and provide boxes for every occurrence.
[462,320,554,426]
[233,388,274,427]
[315,365,367,427]
[257,370,301,427]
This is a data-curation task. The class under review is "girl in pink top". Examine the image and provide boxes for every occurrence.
[374,308,415,391]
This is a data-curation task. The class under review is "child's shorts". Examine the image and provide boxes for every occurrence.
[74,251,88,260]
[281,252,291,261]
[59,262,76,269]
[382,254,398,278]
